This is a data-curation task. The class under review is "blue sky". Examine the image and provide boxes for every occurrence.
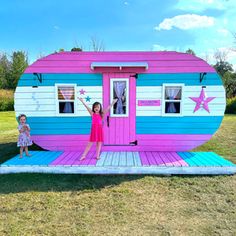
[1,0,236,68]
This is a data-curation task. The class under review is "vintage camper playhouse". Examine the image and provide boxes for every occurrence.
[14,51,226,152]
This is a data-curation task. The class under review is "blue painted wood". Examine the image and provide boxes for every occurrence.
[196,152,221,166]
[111,152,120,166]
[1,151,62,166]
[18,73,103,87]
[126,152,134,166]
[133,152,142,167]
[177,152,200,166]
[137,73,222,86]
[103,152,113,166]
[95,152,107,167]
[27,117,91,135]
[119,152,127,166]
[136,116,223,135]
[206,152,236,166]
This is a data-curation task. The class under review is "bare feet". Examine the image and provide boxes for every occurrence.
[80,155,86,161]
[19,155,23,159]
[96,156,100,160]
[26,154,32,157]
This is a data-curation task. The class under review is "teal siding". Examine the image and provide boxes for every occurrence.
[136,116,223,134]
[26,116,223,135]
[18,73,103,87]
[137,73,222,86]
[27,117,92,135]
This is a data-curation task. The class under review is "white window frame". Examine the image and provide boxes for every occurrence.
[55,84,77,116]
[110,78,129,117]
[161,83,184,117]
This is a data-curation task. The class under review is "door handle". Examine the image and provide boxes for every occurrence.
[107,116,110,127]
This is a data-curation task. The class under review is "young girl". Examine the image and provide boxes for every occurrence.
[17,114,33,158]
[79,98,117,160]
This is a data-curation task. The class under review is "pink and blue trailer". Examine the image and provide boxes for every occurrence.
[14,51,226,152]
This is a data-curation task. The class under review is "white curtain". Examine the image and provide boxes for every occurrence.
[114,81,126,114]
[165,87,181,113]
[59,87,74,113]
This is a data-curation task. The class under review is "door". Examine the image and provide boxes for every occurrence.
[103,73,136,145]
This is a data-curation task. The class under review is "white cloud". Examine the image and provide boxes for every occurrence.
[124,1,129,5]
[155,14,215,31]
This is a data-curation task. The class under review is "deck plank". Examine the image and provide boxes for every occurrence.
[96,152,107,166]
[170,152,189,167]
[139,152,149,166]
[159,152,174,166]
[132,152,142,167]
[126,152,134,167]
[112,152,120,166]
[119,152,127,166]
[103,152,113,166]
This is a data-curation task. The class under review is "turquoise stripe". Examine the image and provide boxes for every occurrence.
[27,117,91,135]
[137,73,222,86]
[136,116,223,135]
[18,73,103,86]
[1,151,62,166]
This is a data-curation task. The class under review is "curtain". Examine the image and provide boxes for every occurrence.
[59,87,74,113]
[165,87,181,113]
[114,81,126,114]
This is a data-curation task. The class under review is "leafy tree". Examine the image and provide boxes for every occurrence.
[213,60,233,77]
[185,48,196,55]
[71,47,83,52]
[0,54,11,89]
[9,51,28,89]
[222,71,236,98]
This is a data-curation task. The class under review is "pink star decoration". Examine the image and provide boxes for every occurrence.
[189,88,215,113]
[79,89,86,95]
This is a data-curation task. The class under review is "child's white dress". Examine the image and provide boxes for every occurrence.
[17,124,33,147]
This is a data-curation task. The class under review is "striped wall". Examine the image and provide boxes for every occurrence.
[15,85,225,117]
[14,86,103,117]
[136,85,226,116]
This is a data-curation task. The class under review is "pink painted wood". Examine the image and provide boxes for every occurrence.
[103,73,136,145]
[25,51,216,74]
[31,134,212,151]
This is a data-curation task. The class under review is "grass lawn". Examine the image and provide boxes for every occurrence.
[0,112,235,235]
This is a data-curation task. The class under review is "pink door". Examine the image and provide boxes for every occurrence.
[103,73,136,145]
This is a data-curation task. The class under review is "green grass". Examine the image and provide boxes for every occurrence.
[0,112,236,235]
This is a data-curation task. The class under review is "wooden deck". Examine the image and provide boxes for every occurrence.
[0,151,235,175]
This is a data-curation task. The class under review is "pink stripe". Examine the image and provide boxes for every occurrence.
[32,134,212,151]
[24,51,215,74]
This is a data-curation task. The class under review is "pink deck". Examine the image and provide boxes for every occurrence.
[25,51,215,74]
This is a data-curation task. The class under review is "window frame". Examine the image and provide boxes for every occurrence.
[110,78,129,118]
[161,83,185,117]
[55,83,77,116]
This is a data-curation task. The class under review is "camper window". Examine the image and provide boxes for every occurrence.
[56,85,76,115]
[162,84,184,116]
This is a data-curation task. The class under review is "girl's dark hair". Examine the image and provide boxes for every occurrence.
[92,102,103,117]
[18,114,27,121]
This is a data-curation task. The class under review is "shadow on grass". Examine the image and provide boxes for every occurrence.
[0,142,43,164]
[0,173,144,194]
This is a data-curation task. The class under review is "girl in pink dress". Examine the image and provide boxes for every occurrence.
[79,98,117,160]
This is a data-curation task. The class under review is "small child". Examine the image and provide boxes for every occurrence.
[79,98,117,160]
[17,114,33,158]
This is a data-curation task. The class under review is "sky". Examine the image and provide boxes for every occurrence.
[0,0,236,69]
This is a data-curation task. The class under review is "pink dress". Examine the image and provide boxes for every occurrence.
[89,113,104,142]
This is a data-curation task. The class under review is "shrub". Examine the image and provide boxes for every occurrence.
[0,89,14,111]
[225,97,236,114]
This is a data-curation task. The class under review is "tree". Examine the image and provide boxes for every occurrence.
[222,71,236,98]
[71,47,83,52]
[90,36,105,51]
[185,48,196,55]
[213,60,233,77]
[0,53,11,89]
[9,51,28,89]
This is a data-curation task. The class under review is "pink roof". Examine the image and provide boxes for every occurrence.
[25,51,216,74]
